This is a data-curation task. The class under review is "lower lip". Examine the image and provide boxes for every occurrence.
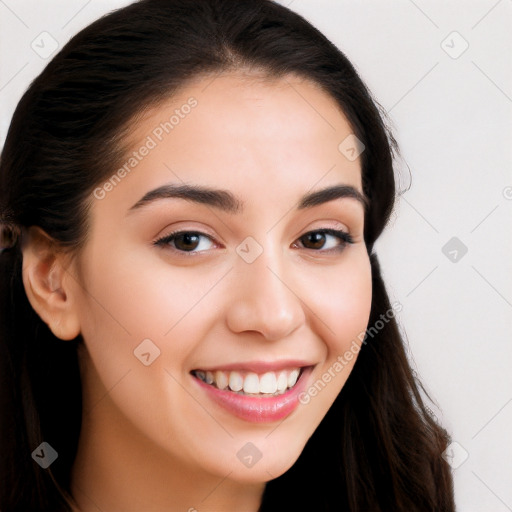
[192,368,312,423]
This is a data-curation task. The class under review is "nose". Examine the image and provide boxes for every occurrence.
[225,250,306,341]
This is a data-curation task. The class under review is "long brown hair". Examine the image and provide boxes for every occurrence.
[0,0,454,510]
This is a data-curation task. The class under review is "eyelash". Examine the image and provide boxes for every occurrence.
[153,228,354,255]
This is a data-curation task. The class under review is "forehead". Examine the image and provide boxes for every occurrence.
[139,71,355,151]
[93,72,363,217]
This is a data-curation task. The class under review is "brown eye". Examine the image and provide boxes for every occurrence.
[301,232,327,250]
[295,229,354,252]
[174,233,200,251]
[154,231,215,253]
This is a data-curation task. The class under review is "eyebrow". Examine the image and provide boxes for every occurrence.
[128,183,368,214]
[298,184,368,210]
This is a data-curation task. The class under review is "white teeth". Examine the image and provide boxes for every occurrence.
[195,367,303,395]
[215,370,228,390]
[288,369,300,388]
[243,373,260,394]
[259,372,277,394]
[228,371,243,392]
[276,371,288,392]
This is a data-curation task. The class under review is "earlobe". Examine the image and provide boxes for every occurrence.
[22,227,81,341]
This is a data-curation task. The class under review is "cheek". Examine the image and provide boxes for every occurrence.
[76,245,223,341]
[72,247,232,405]
[296,249,372,410]
[72,251,228,466]
[306,249,372,354]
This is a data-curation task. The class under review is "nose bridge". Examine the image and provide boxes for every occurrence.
[226,241,306,341]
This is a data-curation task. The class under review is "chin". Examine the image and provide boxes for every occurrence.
[227,438,306,484]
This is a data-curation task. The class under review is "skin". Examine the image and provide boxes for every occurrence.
[23,73,372,512]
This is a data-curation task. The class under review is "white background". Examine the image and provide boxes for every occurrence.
[1,1,511,510]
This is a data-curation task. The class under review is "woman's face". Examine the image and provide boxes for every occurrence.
[70,73,372,484]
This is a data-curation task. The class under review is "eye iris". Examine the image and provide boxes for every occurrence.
[303,232,325,249]
[175,233,200,251]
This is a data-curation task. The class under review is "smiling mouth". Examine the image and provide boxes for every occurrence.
[191,367,304,397]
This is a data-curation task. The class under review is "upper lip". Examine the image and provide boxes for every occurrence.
[191,360,315,374]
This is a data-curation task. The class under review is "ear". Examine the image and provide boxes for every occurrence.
[21,226,81,341]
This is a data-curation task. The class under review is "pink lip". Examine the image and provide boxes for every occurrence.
[192,366,313,423]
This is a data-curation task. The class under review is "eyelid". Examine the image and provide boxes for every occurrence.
[152,220,220,242]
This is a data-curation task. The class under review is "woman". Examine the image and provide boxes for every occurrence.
[0,0,455,510]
